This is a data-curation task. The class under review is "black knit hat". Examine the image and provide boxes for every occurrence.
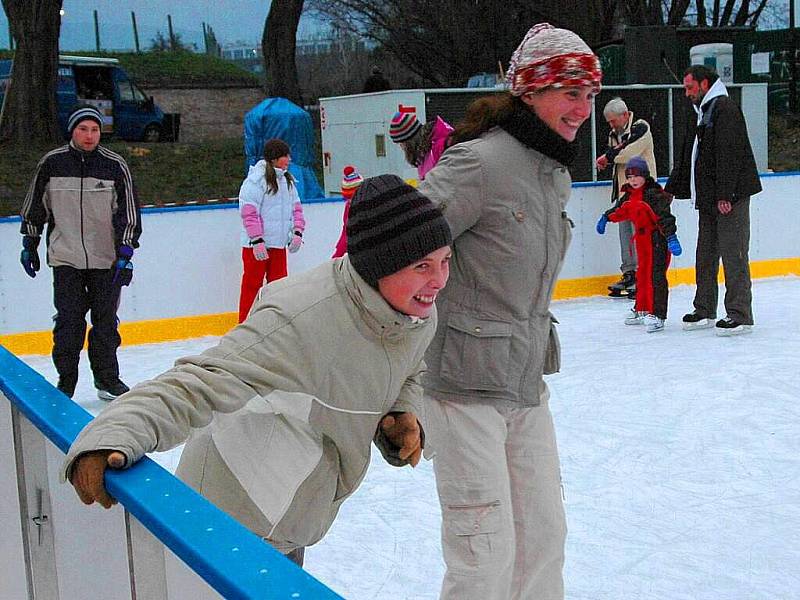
[67,105,103,134]
[347,174,452,286]
[263,138,290,161]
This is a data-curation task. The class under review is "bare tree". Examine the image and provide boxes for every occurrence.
[308,1,606,86]
[0,0,63,145]
[262,0,304,105]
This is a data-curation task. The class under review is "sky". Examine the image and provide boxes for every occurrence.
[21,276,800,599]
[0,1,326,51]
[1,1,792,52]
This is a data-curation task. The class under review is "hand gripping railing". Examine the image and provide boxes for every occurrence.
[0,344,343,600]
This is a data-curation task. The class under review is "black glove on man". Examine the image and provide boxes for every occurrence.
[20,236,41,278]
[112,245,134,286]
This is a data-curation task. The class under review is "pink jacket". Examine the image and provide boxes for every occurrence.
[332,200,351,258]
[417,116,453,181]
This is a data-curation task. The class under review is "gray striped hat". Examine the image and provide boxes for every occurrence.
[346,174,451,286]
[67,105,103,134]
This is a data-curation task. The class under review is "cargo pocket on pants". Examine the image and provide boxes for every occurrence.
[443,500,502,569]
[439,314,512,391]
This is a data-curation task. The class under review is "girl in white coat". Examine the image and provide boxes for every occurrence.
[238,138,306,322]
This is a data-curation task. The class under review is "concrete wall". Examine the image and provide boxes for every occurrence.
[145,87,264,143]
[1,174,797,340]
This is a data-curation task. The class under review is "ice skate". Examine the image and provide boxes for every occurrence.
[645,314,665,333]
[624,308,645,325]
[715,317,753,337]
[608,271,636,299]
[682,311,715,331]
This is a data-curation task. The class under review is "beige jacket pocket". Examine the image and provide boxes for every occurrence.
[440,314,512,391]
[543,314,561,375]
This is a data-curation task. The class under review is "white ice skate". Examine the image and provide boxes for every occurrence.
[624,309,645,325]
[645,314,665,333]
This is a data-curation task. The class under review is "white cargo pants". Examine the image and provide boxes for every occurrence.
[424,390,566,600]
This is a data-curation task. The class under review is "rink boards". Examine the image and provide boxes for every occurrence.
[1,172,798,355]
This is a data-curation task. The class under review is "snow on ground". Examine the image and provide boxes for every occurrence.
[21,277,800,600]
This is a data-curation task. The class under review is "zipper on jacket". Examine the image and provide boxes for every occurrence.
[80,153,89,268]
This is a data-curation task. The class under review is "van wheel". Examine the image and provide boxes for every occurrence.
[142,125,161,143]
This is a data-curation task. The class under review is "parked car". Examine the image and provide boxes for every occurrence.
[0,55,174,142]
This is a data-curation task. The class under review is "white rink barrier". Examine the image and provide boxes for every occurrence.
[0,345,342,600]
[1,172,798,345]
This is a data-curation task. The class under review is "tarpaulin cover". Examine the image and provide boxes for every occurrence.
[243,97,324,200]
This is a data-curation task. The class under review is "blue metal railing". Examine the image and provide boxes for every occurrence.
[0,344,343,600]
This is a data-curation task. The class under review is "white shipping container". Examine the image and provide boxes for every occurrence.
[319,88,505,194]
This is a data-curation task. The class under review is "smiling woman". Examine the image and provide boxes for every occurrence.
[418,22,602,600]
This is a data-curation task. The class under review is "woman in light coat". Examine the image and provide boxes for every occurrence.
[63,175,452,567]
[418,23,602,600]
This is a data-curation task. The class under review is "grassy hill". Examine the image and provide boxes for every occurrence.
[0,137,246,217]
[0,49,260,88]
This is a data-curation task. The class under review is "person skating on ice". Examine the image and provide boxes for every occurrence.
[597,156,682,333]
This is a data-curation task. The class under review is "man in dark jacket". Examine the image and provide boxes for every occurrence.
[19,105,142,398]
[362,66,392,93]
[665,65,762,336]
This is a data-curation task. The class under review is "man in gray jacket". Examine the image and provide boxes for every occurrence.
[19,105,141,400]
[63,175,452,567]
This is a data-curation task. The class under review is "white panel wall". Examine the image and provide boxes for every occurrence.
[1,174,798,337]
[320,90,426,193]
[0,201,345,336]
[0,401,27,600]
[542,174,799,282]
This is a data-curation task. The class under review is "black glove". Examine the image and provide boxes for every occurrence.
[112,245,134,286]
[20,236,41,278]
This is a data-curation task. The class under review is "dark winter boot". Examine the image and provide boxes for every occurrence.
[57,373,78,398]
[94,379,130,401]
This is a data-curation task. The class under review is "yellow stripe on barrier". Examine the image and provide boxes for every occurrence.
[1,312,238,356]
[4,258,798,356]
[552,257,800,300]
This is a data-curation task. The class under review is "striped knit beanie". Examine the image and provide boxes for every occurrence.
[389,111,422,143]
[506,23,602,96]
[67,105,103,134]
[347,174,452,287]
[341,165,364,199]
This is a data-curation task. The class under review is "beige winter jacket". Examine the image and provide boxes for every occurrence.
[419,127,570,406]
[62,256,435,548]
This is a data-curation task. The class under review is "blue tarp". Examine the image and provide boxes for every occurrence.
[243,97,324,201]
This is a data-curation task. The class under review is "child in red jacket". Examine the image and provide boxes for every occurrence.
[596,157,682,333]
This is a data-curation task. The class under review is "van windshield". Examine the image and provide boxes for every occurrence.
[118,80,149,104]
[74,66,114,100]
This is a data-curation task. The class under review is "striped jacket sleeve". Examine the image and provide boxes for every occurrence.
[103,148,142,249]
[19,154,52,237]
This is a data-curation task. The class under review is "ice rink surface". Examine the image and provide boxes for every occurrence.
[22,277,800,600]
